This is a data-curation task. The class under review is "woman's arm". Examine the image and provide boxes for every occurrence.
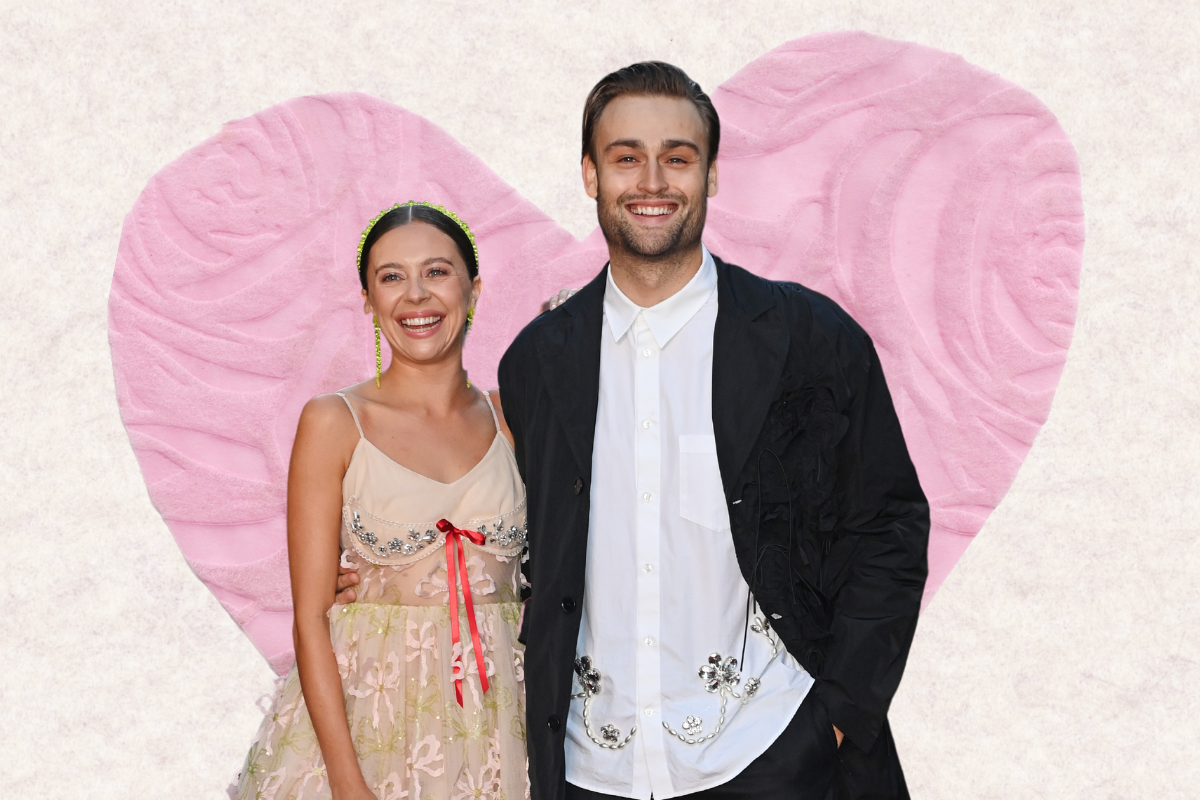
[288,395,375,800]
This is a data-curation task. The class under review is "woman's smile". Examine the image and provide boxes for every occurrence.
[397,312,446,337]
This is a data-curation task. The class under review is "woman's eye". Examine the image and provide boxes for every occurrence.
[381,273,400,282]
[428,267,448,277]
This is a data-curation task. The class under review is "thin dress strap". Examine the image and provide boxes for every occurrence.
[335,392,365,439]
[480,389,501,434]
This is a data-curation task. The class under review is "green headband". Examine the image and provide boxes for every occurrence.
[357,201,479,273]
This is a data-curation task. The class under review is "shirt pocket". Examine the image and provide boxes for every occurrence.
[678,434,729,531]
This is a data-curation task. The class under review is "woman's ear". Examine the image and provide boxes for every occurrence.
[470,275,482,309]
[362,288,374,316]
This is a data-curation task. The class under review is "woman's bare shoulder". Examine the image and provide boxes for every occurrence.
[485,389,514,447]
[295,392,361,452]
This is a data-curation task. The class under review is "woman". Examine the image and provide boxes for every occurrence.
[237,202,529,800]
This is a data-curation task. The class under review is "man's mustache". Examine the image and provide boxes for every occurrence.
[613,192,689,207]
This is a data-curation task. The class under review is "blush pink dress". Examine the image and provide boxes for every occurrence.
[237,391,529,800]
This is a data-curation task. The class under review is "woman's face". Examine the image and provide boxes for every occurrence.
[362,221,480,369]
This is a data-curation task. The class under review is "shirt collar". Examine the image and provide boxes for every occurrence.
[604,245,717,346]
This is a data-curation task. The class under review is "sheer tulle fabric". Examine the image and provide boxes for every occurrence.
[237,580,528,800]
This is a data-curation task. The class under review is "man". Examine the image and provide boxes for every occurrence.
[339,61,927,800]
[498,62,928,800]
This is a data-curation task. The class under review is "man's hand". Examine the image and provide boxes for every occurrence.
[833,725,844,749]
[334,558,360,604]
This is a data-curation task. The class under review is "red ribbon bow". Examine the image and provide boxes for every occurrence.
[437,518,489,706]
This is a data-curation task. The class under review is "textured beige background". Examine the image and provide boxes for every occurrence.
[1,1,1197,797]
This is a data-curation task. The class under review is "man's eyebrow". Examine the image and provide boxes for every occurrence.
[603,138,701,155]
[604,138,645,152]
[662,139,700,154]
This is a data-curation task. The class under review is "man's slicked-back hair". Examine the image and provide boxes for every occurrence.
[582,61,720,167]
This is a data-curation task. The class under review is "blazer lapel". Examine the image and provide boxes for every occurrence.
[712,257,790,497]
[535,266,607,481]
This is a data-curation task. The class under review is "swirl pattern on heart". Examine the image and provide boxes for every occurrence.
[109,32,1082,673]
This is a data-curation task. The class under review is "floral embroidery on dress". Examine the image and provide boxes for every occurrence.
[348,653,403,730]
[415,556,497,599]
[452,636,497,709]
[375,772,408,800]
[295,760,327,798]
[451,732,503,800]
[336,633,360,681]
[512,649,525,682]
[405,619,438,684]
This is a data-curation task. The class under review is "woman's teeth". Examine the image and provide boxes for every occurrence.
[630,205,674,216]
[401,315,443,331]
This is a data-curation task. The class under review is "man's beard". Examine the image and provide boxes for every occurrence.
[597,188,707,260]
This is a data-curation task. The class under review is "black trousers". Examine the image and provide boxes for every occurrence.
[565,688,841,800]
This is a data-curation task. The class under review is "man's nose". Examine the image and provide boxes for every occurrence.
[639,159,668,194]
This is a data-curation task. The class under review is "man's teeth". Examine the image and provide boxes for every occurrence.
[401,316,442,327]
[630,206,674,216]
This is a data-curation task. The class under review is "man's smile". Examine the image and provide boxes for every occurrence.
[625,201,679,221]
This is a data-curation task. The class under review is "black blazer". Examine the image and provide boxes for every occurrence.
[498,256,929,800]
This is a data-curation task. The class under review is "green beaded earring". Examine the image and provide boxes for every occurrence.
[373,315,382,388]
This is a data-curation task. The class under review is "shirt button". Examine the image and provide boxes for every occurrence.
[643,564,653,573]
[644,708,654,716]
[642,348,652,358]
[642,419,651,429]
[642,492,651,502]
[644,637,653,646]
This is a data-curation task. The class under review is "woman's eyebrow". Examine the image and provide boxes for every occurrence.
[374,256,456,272]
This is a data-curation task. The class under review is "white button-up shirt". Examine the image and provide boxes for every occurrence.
[565,247,813,799]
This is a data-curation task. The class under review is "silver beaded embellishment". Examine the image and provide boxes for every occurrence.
[343,497,527,566]
[699,654,741,694]
[350,511,390,560]
[662,615,780,745]
[480,518,529,549]
[572,656,636,750]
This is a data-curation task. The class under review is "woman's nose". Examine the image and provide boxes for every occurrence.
[403,275,431,302]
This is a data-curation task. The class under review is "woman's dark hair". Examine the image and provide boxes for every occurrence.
[581,61,720,167]
[357,204,479,290]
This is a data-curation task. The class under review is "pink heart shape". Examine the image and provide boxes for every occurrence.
[109,31,1082,674]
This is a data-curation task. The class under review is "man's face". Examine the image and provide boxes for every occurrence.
[584,94,718,259]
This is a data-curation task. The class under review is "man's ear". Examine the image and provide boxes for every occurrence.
[706,159,719,198]
[582,154,599,199]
